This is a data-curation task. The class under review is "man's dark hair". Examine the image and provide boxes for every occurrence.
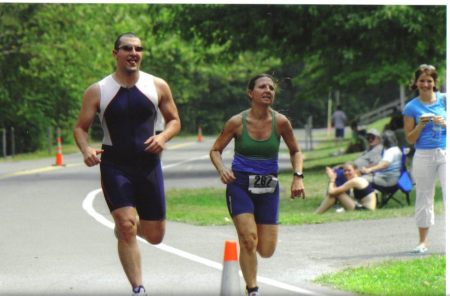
[114,32,139,50]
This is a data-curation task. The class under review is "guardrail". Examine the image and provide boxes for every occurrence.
[358,99,402,125]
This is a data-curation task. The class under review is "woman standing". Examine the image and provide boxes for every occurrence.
[403,64,446,253]
[315,162,377,214]
[210,74,305,296]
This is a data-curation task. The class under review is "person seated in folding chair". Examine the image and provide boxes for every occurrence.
[315,162,377,214]
[360,130,402,188]
[332,128,383,187]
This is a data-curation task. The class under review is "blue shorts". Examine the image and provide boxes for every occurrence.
[226,171,279,224]
[100,156,166,221]
[335,128,345,138]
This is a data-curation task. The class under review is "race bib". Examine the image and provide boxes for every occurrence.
[248,175,278,194]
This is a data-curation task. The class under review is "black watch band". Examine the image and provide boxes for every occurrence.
[293,172,304,178]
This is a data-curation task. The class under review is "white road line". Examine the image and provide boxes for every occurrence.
[162,154,210,169]
[82,157,317,295]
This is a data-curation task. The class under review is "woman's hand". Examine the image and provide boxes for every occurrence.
[291,177,305,199]
[433,116,446,128]
[218,168,236,184]
[325,166,336,180]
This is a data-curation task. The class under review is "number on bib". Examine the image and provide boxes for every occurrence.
[248,175,278,194]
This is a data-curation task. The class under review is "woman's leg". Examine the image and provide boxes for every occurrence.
[437,149,446,206]
[315,195,337,214]
[360,194,377,210]
[256,224,278,258]
[412,150,438,248]
[336,193,356,211]
[233,213,258,289]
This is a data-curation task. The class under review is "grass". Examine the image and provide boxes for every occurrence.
[165,138,444,226]
[0,143,80,162]
[315,255,445,296]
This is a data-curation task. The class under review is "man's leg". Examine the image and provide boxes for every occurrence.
[138,219,165,244]
[112,206,143,289]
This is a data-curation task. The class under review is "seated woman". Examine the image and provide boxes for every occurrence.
[315,162,377,214]
[360,130,402,188]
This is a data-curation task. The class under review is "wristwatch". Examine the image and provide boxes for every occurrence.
[293,172,304,178]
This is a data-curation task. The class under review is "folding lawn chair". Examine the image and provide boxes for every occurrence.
[371,147,413,208]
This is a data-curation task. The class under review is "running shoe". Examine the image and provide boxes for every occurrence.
[335,206,345,213]
[246,286,259,296]
[132,285,147,296]
[411,246,428,254]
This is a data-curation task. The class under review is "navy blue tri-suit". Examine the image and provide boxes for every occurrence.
[98,71,165,220]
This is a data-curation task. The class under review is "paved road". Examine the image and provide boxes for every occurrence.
[0,132,445,295]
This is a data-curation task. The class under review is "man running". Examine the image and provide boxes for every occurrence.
[74,32,181,296]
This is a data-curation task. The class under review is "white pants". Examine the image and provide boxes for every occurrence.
[412,148,446,228]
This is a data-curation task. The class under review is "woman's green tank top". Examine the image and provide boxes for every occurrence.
[234,110,280,159]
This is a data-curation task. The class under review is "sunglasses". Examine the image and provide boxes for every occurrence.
[118,45,144,52]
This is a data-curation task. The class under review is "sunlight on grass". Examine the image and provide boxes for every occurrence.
[315,255,445,296]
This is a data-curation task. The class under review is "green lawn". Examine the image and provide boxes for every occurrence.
[166,139,444,226]
[315,255,445,296]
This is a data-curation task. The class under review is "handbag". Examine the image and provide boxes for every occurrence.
[397,170,413,192]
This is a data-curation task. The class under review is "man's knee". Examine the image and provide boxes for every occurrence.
[140,230,164,244]
[115,219,138,242]
[138,221,165,244]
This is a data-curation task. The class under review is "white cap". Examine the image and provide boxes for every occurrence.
[367,128,381,138]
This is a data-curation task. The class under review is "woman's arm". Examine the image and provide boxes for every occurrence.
[278,114,305,199]
[404,115,425,145]
[327,175,355,196]
[210,115,241,184]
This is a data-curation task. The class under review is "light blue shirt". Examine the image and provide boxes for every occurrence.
[378,146,402,178]
[403,92,446,149]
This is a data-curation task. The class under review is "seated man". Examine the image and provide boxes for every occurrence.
[360,130,402,187]
[354,129,383,169]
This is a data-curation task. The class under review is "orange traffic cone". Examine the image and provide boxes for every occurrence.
[220,240,241,296]
[197,126,203,142]
[54,128,64,166]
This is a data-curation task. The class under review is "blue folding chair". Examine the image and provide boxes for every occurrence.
[371,147,413,208]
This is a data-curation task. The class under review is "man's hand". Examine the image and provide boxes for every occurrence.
[83,147,103,167]
[144,134,165,154]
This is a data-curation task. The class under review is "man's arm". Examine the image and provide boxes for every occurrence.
[144,77,181,153]
[73,83,103,167]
